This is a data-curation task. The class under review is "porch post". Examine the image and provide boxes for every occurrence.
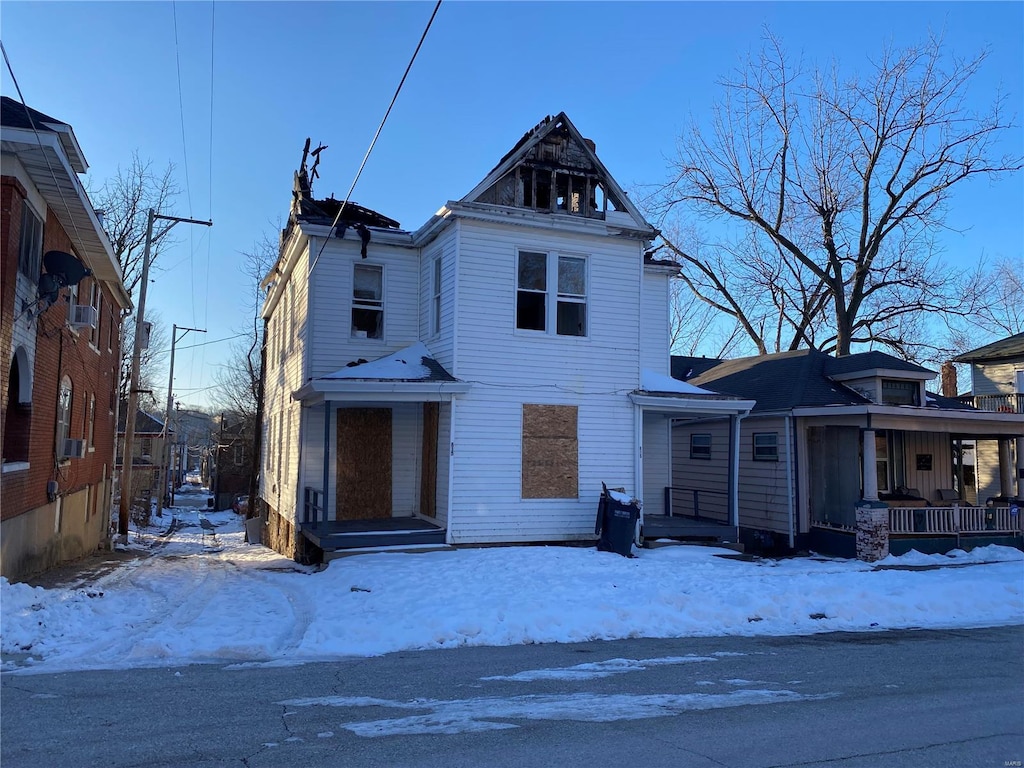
[856,428,889,562]
[1017,437,1024,499]
[729,414,740,528]
[861,430,879,502]
[998,439,1014,498]
[322,402,331,523]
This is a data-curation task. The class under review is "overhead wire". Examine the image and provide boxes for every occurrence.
[197,0,216,399]
[308,0,442,275]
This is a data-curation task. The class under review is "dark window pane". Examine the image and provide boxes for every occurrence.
[352,308,383,338]
[353,265,382,301]
[517,292,546,331]
[518,252,547,291]
[557,301,585,336]
[558,256,586,295]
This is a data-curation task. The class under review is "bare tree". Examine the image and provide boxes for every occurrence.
[90,151,179,297]
[118,312,168,413]
[652,32,1022,358]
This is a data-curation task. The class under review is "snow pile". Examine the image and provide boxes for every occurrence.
[1,525,1021,674]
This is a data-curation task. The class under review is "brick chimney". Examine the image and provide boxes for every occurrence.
[940,361,958,397]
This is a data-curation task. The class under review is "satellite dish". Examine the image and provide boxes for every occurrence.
[43,250,91,287]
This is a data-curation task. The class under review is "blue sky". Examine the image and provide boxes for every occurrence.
[3,1,1021,408]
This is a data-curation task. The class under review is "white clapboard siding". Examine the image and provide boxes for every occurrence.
[640,270,671,376]
[975,438,1004,502]
[643,411,671,516]
[306,236,421,378]
[419,226,458,372]
[391,403,421,515]
[447,219,644,543]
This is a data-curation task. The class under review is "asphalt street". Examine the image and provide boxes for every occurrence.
[2,625,1021,768]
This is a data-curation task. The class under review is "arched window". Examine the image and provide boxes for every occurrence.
[57,375,73,456]
[3,351,32,464]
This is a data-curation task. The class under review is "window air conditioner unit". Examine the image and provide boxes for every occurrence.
[71,304,98,330]
[62,438,87,459]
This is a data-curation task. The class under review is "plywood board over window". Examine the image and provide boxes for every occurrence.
[522,404,578,499]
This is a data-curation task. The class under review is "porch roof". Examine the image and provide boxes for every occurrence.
[292,343,471,404]
[631,369,755,414]
[790,403,1024,437]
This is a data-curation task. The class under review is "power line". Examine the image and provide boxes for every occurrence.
[308,0,442,275]
[171,1,194,217]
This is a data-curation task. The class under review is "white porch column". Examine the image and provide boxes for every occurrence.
[862,429,879,502]
[998,439,1014,498]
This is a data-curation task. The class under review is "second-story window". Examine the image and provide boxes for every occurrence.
[516,251,587,337]
[352,264,383,339]
[18,203,43,279]
[431,257,442,336]
[881,379,919,406]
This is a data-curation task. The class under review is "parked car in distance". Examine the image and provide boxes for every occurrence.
[232,494,249,515]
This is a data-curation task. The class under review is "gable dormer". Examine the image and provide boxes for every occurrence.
[462,113,653,233]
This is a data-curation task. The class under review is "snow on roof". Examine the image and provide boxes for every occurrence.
[642,369,717,396]
[322,343,435,381]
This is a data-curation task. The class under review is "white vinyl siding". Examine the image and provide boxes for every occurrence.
[642,411,671,516]
[447,220,643,543]
[971,361,1022,396]
[640,269,671,375]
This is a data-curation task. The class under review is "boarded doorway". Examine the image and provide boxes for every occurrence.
[419,402,439,517]
[337,408,392,520]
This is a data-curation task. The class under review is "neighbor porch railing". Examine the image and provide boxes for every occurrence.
[303,487,326,524]
[665,486,730,524]
[889,504,1022,535]
[955,393,1023,413]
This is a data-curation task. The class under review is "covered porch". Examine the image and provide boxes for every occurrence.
[799,404,1024,559]
[633,371,755,545]
[291,344,470,555]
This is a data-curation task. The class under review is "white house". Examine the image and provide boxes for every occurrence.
[257,113,752,562]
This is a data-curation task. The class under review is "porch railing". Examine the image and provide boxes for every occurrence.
[955,393,1023,413]
[889,504,1021,535]
[303,487,326,524]
[665,486,729,524]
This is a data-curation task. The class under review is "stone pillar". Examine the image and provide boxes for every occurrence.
[862,429,879,502]
[856,502,890,562]
[998,439,1013,498]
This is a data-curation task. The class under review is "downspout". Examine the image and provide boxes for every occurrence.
[785,414,795,549]
[729,412,743,532]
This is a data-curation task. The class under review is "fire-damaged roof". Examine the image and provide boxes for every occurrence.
[292,194,400,230]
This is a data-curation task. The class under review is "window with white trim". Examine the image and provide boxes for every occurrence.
[516,251,587,336]
[57,376,73,455]
[431,256,442,336]
[753,432,778,461]
[352,263,383,339]
[18,203,43,279]
[690,433,711,460]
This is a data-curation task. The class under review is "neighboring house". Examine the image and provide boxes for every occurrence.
[258,113,752,561]
[114,405,171,513]
[671,349,1023,558]
[213,410,254,509]
[1,97,132,580]
[952,334,1024,505]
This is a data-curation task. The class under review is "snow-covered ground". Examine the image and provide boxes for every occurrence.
[2,497,1021,675]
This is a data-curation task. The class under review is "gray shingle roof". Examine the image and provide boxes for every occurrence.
[672,349,964,413]
[0,96,64,131]
[952,333,1024,363]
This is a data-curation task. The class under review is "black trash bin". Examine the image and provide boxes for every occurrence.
[595,483,642,557]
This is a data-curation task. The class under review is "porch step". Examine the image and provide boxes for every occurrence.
[324,542,453,561]
[643,516,736,542]
[301,518,446,553]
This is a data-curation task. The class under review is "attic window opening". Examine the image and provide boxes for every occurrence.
[881,379,919,406]
[352,264,384,340]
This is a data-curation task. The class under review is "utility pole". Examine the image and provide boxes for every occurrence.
[156,324,205,515]
[118,210,211,539]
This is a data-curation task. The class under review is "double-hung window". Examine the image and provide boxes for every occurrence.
[57,376,72,457]
[431,257,442,336]
[18,204,43,279]
[753,432,778,461]
[352,264,384,339]
[516,250,587,337]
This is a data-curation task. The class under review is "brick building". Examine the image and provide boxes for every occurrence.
[1,96,132,580]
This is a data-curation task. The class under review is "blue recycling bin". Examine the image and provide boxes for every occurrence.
[595,484,641,557]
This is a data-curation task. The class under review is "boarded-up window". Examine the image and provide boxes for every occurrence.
[522,404,578,499]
